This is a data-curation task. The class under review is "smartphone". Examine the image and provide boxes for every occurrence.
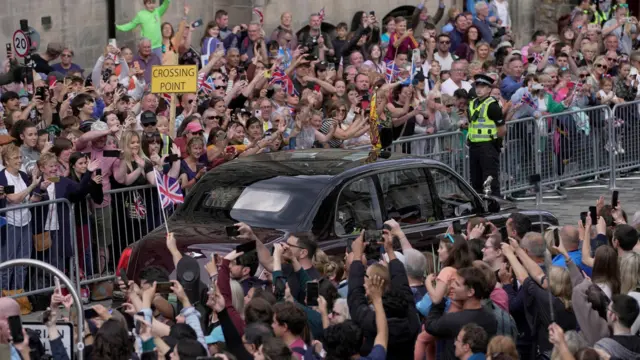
[580,211,587,224]
[612,190,619,209]
[226,225,240,237]
[35,87,46,99]
[589,206,598,224]
[240,73,248,82]
[164,153,179,163]
[364,230,383,244]
[306,282,319,306]
[328,63,335,71]
[5,43,11,55]
[119,268,128,286]
[553,228,560,247]
[274,277,286,299]
[192,19,203,28]
[7,315,23,343]
[362,93,370,102]
[4,185,14,194]
[412,48,421,62]
[103,150,121,158]
[155,282,173,294]
[95,168,102,176]
[84,308,99,319]
[452,220,462,235]
[54,276,62,293]
[236,240,257,254]
[369,11,376,16]
[108,38,117,49]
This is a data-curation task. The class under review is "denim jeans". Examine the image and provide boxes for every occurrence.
[0,223,32,290]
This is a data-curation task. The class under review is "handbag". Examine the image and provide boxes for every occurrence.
[33,231,51,252]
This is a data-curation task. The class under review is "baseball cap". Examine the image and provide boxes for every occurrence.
[185,121,204,134]
[140,111,157,125]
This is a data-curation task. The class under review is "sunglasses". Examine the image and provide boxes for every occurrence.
[596,63,608,69]
[143,122,157,127]
[191,131,204,135]
[579,73,588,78]
[607,57,617,62]
[439,41,451,45]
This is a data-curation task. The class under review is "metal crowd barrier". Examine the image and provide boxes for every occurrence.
[0,185,174,300]
[392,131,469,180]
[389,103,640,198]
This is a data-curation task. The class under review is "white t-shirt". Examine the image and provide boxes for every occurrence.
[5,171,30,226]
[44,183,59,231]
[441,78,472,96]
[494,1,510,28]
[434,52,455,71]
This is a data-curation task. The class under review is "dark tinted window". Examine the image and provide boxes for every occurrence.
[378,168,436,224]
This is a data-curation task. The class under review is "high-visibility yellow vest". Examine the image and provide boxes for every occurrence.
[468,97,498,143]
[590,9,611,25]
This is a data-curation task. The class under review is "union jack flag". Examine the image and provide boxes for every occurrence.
[385,62,399,83]
[521,91,537,110]
[161,93,172,105]
[269,70,295,95]
[154,169,184,209]
[318,7,325,22]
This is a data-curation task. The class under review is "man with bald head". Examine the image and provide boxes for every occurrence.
[0,297,28,358]
[133,38,162,84]
[553,225,592,276]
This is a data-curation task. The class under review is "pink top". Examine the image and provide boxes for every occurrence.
[289,338,306,360]
[76,142,120,208]
[490,287,509,312]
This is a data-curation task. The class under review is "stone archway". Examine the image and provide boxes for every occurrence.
[383,6,417,28]
[296,22,337,39]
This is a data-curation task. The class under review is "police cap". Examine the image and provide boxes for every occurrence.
[474,74,494,87]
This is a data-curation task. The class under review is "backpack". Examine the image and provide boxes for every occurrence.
[292,345,322,360]
[483,299,519,340]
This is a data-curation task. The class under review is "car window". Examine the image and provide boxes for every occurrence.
[335,177,379,236]
[378,168,436,224]
[428,168,477,219]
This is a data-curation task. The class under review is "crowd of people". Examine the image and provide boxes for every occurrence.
[3,199,640,360]
[1,0,640,358]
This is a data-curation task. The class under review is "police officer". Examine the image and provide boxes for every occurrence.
[467,74,506,195]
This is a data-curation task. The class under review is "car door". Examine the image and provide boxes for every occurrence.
[328,175,384,256]
[374,167,444,253]
[425,165,488,231]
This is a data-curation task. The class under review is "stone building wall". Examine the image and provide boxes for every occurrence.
[0,0,577,69]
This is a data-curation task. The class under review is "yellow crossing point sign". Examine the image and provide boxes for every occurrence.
[150,65,198,94]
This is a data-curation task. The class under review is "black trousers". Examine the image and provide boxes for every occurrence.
[469,142,501,196]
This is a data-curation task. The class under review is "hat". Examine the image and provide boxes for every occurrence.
[511,50,522,57]
[0,91,19,103]
[315,61,327,71]
[47,42,65,56]
[48,71,66,82]
[185,121,204,133]
[205,326,225,344]
[140,111,157,125]
[0,134,15,145]
[474,74,494,87]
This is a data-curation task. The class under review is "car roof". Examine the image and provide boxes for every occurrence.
[202,149,442,181]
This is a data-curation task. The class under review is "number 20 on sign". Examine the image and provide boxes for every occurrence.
[150,65,198,94]
[12,30,29,58]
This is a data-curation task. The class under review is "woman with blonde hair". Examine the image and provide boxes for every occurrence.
[486,335,518,360]
[113,130,181,254]
[621,252,640,294]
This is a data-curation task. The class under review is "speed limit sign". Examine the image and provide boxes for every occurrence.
[12,30,29,58]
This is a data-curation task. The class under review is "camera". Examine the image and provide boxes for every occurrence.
[102,68,113,82]
[305,37,318,51]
